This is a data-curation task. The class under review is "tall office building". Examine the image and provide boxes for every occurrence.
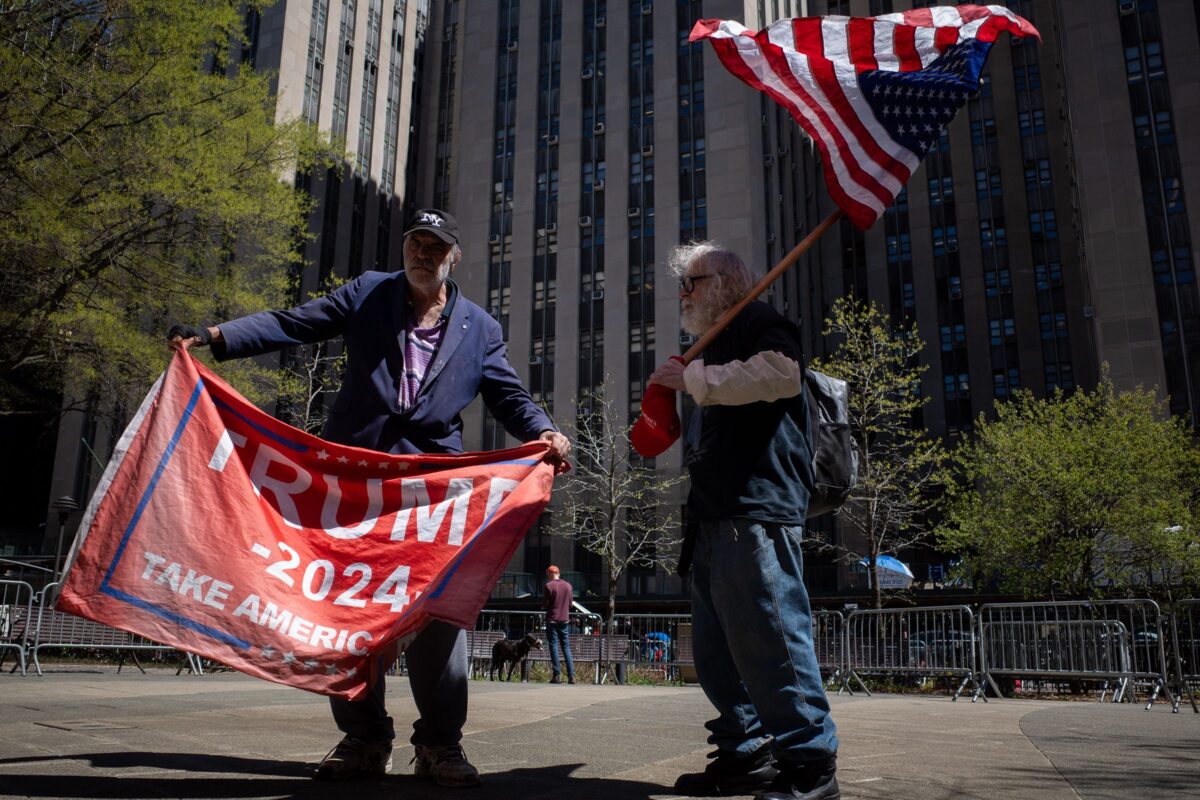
[30,0,1200,599]
[405,0,1199,597]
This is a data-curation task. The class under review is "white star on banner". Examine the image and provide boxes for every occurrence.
[337,455,349,464]
[282,651,296,664]
[347,666,358,678]
[261,646,275,658]
[317,450,330,460]
[304,659,319,670]
[357,460,369,467]
[325,664,339,676]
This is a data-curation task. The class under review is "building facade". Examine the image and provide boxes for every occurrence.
[405,0,1199,599]
[29,0,1200,602]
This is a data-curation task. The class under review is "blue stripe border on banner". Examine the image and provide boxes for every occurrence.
[99,377,251,651]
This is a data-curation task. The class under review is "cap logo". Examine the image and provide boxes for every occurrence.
[418,212,444,227]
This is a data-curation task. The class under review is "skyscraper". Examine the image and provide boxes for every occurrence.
[33,0,1200,599]
[405,0,1198,596]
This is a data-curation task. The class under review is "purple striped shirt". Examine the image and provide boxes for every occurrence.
[398,317,446,411]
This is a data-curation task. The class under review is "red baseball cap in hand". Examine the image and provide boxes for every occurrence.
[630,382,681,456]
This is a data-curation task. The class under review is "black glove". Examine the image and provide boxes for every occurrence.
[167,324,212,346]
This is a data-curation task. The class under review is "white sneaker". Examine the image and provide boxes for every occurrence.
[315,735,393,780]
[413,743,481,787]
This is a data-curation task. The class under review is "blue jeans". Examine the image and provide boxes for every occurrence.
[546,620,574,679]
[329,620,467,747]
[690,519,838,764]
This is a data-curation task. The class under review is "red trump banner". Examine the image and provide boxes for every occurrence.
[58,351,555,699]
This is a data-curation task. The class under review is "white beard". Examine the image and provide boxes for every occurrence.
[681,303,721,337]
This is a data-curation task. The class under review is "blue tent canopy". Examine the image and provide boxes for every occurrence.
[859,555,914,578]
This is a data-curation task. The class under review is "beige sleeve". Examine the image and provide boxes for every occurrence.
[682,351,804,406]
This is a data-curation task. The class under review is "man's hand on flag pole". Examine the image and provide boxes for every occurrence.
[648,359,686,392]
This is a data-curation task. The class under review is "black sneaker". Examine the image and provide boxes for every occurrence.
[673,748,778,797]
[755,756,839,800]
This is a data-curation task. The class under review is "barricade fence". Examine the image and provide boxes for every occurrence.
[1164,600,1200,713]
[0,579,36,676]
[976,600,1171,708]
[610,613,693,683]
[7,579,1200,714]
[844,605,980,700]
[28,583,201,676]
[813,611,857,694]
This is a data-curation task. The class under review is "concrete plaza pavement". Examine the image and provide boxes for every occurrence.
[0,668,1196,799]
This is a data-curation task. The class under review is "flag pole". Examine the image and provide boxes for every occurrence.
[680,208,844,364]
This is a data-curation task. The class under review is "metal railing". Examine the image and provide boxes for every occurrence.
[845,605,980,700]
[30,583,201,676]
[813,610,860,694]
[976,600,1171,707]
[1165,599,1200,713]
[0,579,36,675]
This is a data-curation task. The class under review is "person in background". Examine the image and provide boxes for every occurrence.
[543,565,575,684]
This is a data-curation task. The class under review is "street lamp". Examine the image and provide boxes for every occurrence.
[50,495,79,584]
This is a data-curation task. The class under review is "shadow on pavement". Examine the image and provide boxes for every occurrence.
[0,756,677,799]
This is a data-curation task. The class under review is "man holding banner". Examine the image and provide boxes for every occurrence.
[169,208,570,786]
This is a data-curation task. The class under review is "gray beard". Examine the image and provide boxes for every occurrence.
[406,261,450,292]
[681,304,721,337]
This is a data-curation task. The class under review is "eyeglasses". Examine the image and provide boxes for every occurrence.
[678,274,717,294]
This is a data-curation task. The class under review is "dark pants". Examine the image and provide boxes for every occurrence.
[329,620,467,747]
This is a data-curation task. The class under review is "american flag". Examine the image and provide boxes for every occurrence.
[691,4,1040,230]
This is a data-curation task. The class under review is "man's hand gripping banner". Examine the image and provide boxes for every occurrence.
[57,352,555,699]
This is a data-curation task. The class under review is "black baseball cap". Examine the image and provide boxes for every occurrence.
[404,208,459,245]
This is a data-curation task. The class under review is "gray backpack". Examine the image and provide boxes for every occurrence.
[804,369,859,518]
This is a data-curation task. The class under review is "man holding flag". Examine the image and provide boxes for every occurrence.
[169,207,570,786]
[637,6,1039,799]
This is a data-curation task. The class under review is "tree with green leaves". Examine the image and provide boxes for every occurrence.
[549,388,685,631]
[938,375,1200,598]
[810,296,946,608]
[0,0,337,415]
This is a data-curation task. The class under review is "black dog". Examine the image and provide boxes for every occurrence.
[489,633,542,681]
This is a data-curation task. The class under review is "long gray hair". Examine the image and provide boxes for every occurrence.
[667,241,758,310]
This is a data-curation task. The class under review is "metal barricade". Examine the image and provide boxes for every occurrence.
[610,613,691,682]
[0,579,36,675]
[813,610,859,695]
[976,600,1171,708]
[31,583,201,675]
[846,605,980,700]
[1166,599,1200,713]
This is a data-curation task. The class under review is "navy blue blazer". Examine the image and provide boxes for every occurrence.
[213,270,555,455]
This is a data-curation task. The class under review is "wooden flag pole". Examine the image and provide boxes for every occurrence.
[680,208,844,364]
